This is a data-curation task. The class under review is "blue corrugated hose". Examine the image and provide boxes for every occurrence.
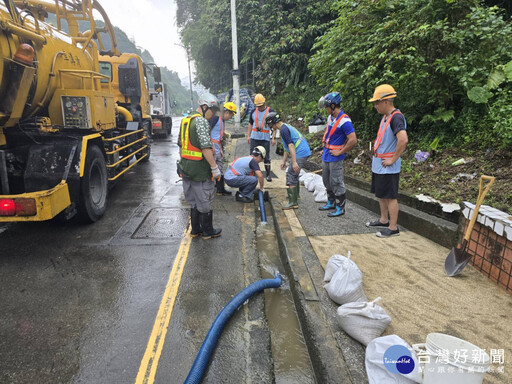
[258,189,267,222]
[184,274,283,384]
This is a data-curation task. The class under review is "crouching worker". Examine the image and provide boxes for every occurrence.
[224,146,266,203]
[265,112,311,210]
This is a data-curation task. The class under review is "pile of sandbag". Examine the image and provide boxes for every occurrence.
[323,253,391,346]
[323,254,424,383]
[299,171,327,203]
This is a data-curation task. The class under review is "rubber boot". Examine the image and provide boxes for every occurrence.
[216,176,232,196]
[297,182,301,200]
[319,191,336,210]
[190,207,202,238]
[265,164,272,182]
[328,195,346,217]
[282,186,299,210]
[199,211,222,239]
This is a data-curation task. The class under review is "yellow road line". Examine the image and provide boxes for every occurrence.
[135,227,192,384]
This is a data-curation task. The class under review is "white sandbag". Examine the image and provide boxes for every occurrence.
[365,335,422,384]
[299,169,306,177]
[314,190,328,202]
[323,252,351,282]
[337,297,391,346]
[300,172,315,185]
[314,182,326,194]
[324,256,366,304]
[307,174,323,192]
[303,175,315,190]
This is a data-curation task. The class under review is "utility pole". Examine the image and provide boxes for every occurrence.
[175,43,194,110]
[230,0,240,129]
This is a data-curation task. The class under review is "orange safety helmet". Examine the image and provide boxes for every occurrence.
[254,93,266,107]
[369,84,397,102]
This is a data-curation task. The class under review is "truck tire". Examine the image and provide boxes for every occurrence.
[79,145,108,222]
[136,120,151,162]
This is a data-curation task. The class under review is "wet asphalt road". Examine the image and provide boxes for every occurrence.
[0,118,291,384]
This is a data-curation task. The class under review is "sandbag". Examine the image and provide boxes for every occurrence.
[314,189,328,202]
[337,297,391,346]
[324,256,366,304]
[323,252,351,282]
[307,174,323,192]
[300,172,314,185]
[365,335,422,384]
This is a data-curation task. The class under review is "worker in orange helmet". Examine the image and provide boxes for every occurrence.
[246,93,276,182]
[366,84,409,238]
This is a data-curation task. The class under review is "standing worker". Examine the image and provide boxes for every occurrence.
[178,92,222,239]
[318,92,357,217]
[367,84,408,238]
[224,146,266,203]
[265,112,311,210]
[246,94,275,182]
[209,102,237,196]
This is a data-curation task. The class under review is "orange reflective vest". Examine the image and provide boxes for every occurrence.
[322,113,349,150]
[228,157,255,176]
[252,107,271,133]
[180,114,203,161]
[373,110,403,159]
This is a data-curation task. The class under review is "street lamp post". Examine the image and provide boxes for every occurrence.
[230,0,240,129]
[175,43,194,110]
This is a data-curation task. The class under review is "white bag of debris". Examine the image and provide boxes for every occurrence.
[365,335,422,384]
[300,172,315,186]
[323,252,351,282]
[336,297,391,346]
[324,256,366,304]
[314,189,328,203]
[306,174,323,192]
[313,183,326,196]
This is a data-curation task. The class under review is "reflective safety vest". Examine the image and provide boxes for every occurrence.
[228,156,255,176]
[373,110,403,159]
[282,124,304,154]
[211,117,224,144]
[323,113,350,150]
[180,114,203,161]
[252,107,271,133]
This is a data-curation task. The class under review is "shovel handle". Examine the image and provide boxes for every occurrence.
[464,175,495,242]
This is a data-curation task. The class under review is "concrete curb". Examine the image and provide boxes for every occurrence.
[345,182,458,248]
[269,196,368,384]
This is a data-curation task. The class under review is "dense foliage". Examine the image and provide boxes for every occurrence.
[309,0,512,148]
[177,0,512,149]
[176,0,332,93]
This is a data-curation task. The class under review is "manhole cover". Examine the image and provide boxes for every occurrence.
[132,208,188,239]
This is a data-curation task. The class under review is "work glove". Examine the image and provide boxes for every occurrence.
[211,166,222,181]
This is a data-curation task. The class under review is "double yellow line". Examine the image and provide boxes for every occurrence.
[135,227,192,384]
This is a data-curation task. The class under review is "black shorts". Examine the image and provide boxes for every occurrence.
[371,172,400,199]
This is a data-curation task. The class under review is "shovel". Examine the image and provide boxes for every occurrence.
[444,175,495,276]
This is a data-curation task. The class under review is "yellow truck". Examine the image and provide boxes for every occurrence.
[0,0,150,222]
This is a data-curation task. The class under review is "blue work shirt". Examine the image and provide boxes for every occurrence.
[321,110,354,162]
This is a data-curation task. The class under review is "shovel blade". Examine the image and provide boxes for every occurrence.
[445,243,472,276]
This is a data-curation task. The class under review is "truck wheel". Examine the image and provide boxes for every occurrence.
[136,120,151,162]
[79,145,108,223]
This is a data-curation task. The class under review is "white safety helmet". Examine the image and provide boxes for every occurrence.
[198,92,219,110]
[252,145,266,159]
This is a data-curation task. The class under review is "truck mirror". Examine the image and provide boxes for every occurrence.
[153,66,162,83]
